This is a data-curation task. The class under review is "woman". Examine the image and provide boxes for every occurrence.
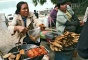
[55,0,84,60]
[8,1,41,46]
[48,5,58,28]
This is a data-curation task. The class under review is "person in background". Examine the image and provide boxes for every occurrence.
[56,0,84,35]
[83,7,88,22]
[55,0,84,60]
[48,5,58,28]
[77,7,88,59]
[34,10,39,18]
[77,18,88,59]
[8,1,41,46]
[36,11,39,18]
[75,7,88,35]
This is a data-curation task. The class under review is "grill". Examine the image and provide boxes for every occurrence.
[4,44,49,60]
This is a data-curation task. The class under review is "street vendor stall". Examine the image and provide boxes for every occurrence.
[3,43,49,60]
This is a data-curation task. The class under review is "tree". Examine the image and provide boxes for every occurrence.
[32,0,47,6]
[32,0,88,15]
[74,0,88,15]
[32,0,84,6]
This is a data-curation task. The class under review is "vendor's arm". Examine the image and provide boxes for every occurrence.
[8,14,28,35]
[14,26,28,33]
[29,34,40,42]
[64,20,79,26]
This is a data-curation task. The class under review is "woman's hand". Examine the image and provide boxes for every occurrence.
[15,26,28,33]
[39,24,46,31]
[29,34,40,42]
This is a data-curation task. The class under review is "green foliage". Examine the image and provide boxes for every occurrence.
[32,0,47,6]
[32,0,37,6]
[74,0,88,16]
[51,0,58,4]
[32,0,84,6]
[40,0,46,5]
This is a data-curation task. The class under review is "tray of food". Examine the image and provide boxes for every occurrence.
[49,31,80,51]
[3,44,49,60]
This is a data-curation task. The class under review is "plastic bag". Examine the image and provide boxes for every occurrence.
[28,27,40,43]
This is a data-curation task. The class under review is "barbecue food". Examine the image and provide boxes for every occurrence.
[3,53,12,58]
[31,48,39,57]
[3,53,15,60]
[9,54,15,59]
[27,49,34,58]
[16,54,21,60]
[19,49,25,55]
[3,53,15,59]
[27,46,48,58]
[8,54,15,60]
[40,46,47,55]
[50,31,80,51]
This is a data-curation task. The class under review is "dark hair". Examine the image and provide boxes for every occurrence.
[56,0,66,8]
[34,10,36,13]
[15,1,27,14]
[54,5,58,8]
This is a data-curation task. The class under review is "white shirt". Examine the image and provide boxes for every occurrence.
[83,7,88,22]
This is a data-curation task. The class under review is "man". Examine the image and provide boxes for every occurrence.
[34,10,39,18]
[83,7,88,22]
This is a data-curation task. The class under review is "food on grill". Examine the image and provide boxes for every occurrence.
[19,49,25,55]
[27,49,34,58]
[8,55,15,60]
[3,53,15,60]
[27,46,47,58]
[9,54,15,59]
[40,46,47,55]
[3,45,48,60]
[32,48,39,57]
[3,53,12,58]
[16,54,21,60]
[50,31,80,51]
[3,53,15,59]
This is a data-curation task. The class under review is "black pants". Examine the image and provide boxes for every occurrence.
[48,19,56,28]
[77,18,88,59]
[65,25,83,34]
[49,23,55,28]
[23,36,40,46]
[65,26,76,32]
[75,25,83,34]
